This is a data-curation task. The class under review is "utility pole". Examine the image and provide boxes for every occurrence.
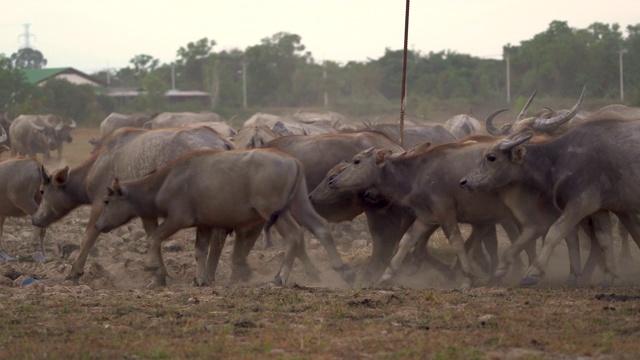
[505,54,511,104]
[241,58,247,109]
[323,60,328,109]
[619,48,627,102]
[18,23,36,48]
[171,63,176,89]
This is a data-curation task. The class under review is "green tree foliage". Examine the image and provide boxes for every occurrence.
[130,54,159,78]
[10,47,48,69]
[175,38,217,91]
[40,79,98,123]
[245,32,308,106]
[0,54,37,112]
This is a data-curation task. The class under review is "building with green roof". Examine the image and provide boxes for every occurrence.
[22,67,104,87]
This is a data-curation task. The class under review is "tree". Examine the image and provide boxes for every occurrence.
[10,47,48,69]
[130,54,159,77]
[0,54,36,112]
[40,79,97,123]
[245,32,309,106]
[175,38,217,90]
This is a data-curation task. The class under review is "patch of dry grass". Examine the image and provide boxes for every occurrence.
[0,286,639,358]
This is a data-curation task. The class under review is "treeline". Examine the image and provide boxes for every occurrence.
[1,20,639,126]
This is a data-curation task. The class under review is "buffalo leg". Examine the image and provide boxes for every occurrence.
[67,203,105,280]
[229,225,263,283]
[378,219,436,285]
[361,209,411,285]
[144,218,184,287]
[194,226,213,286]
[591,211,617,285]
[272,212,306,285]
[522,194,600,286]
[291,194,353,285]
[205,229,228,283]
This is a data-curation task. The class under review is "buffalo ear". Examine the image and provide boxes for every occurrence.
[52,166,69,187]
[375,149,392,166]
[40,164,51,184]
[511,146,527,164]
[111,177,124,196]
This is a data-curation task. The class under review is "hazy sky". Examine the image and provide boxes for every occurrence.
[1,0,638,74]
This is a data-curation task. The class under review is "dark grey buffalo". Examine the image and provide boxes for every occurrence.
[264,132,463,285]
[232,125,281,149]
[460,99,640,286]
[444,114,483,139]
[94,148,354,287]
[89,113,150,153]
[366,123,456,149]
[325,141,527,288]
[33,126,234,285]
[0,157,47,260]
[0,113,12,148]
[99,112,150,137]
[9,114,76,160]
[146,112,226,129]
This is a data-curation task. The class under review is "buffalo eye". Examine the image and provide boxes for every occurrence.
[40,190,44,195]
[103,199,109,205]
[487,154,496,162]
[353,158,360,165]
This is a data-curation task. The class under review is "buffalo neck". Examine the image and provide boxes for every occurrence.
[122,170,168,218]
[520,141,561,193]
[67,162,93,205]
[375,154,423,202]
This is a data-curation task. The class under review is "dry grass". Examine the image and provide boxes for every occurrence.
[0,127,639,359]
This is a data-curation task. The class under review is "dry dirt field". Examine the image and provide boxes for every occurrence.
[0,127,639,359]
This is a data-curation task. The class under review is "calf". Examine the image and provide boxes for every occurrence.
[94,149,353,286]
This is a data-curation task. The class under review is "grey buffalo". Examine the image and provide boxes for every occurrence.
[10,114,76,160]
[146,112,226,129]
[460,91,640,286]
[33,126,234,285]
[444,114,483,139]
[94,148,354,287]
[0,157,47,260]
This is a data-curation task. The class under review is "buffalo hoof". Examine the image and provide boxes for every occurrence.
[460,278,472,290]
[230,267,253,284]
[65,271,83,282]
[272,275,285,286]
[493,268,508,280]
[519,275,541,287]
[307,271,321,284]
[336,264,356,286]
[193,277,208,287]
[598,279,614,287]
[564,275,580,287]
[376,271,396,288]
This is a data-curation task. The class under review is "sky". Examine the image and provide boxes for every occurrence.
[1,0,639,74]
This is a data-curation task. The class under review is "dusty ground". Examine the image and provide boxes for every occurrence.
[0,128,639,359]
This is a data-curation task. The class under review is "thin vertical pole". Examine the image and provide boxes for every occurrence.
[399,0,410,148]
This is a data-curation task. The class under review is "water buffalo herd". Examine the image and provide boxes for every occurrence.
[0,101,639,289]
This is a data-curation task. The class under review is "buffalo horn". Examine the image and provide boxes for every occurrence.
[516,90,537,121]
[485,109,509,136]
[533,86,586,130]
[498,133,533,151]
